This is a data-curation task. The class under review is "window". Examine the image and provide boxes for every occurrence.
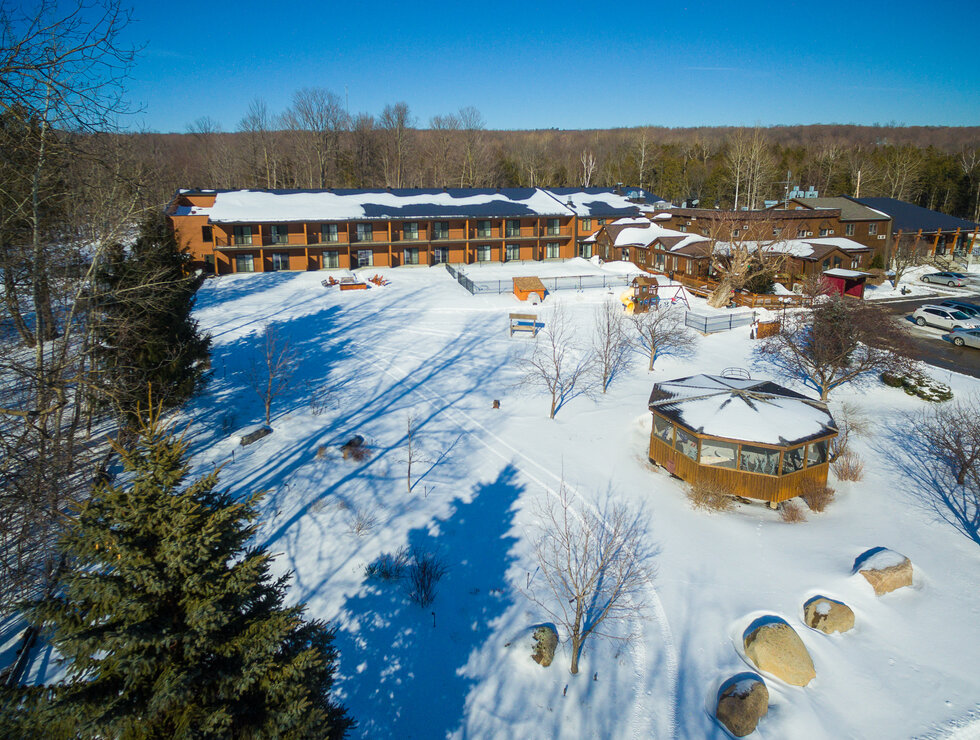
[581,217,592,231]
[357,249,373,267]
[653,415,674,445]
[432,247,448,264]
[546,242,560,259]
[271,252,290,271]
[402,222,419,240]
[739,444,780,475]
[235,254,254,272]
[819,228,831,237]
[270,224,289,245]
[772,227,782,237]
[822,258,831,269]
[476,245,491,262]
[204,254,215,274]
[322,251,339,269]
[546,218,560,236]
[201,225,213,242]
[621,247,630,262]
[678,225,687,232]
[355,223,373,242]
[233,225,252,246]
[851,258,860,269]
[845,223,855,236]
[433,221,449,239]
[807,439,828,466]
[506,244,520,261]
[675,427,699,461]
[797,229,807,238]
[321,224,339,242]
[700,439,737,469]
[578,243,593,259]
[505,219,521,237]
[781,446,806,475]
[597,218,606,226]
[732,229,740,237]
[403,247,420,265]
[868,223,878,235]
[476,220,491,238]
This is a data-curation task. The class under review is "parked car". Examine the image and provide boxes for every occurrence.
[912,305,980,331]
[944,328,980,349]
[937,299,980,318]
[920,272,967,286]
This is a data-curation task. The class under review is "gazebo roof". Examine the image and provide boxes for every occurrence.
[648,374,837,447]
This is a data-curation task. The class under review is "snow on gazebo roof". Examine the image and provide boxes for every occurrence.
[648,374,837,447]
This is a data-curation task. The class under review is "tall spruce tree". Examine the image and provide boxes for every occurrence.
[94,211,211,421]
[22,410,353,739]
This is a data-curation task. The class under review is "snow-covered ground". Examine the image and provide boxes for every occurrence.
[458,256,641,281]
[865,264,980,301]
[27,263,980,738]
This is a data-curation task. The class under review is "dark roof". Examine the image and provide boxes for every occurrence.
[670,207,840,221]
[785,197,890,222]
[851,197,978,233]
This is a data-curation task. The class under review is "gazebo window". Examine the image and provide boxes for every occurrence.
[807,439,828,466]
[700,439,737,468]
[739,445,779,475]
[653,415,674,445]
[781,446,806,475]
[675,427,699,461]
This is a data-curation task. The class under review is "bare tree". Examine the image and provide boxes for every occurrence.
[248,325,296,426]
[402,410,423,493]
[919,397,980,487]
[525,486,654,675]
[518,304,593,418]
[580,149,597,187]
[629,306,696,371]
[284,87,348,188]
[890,231,928,287]
[704,211,790,308]
[379,101,414,188]
[592,300,631,392]
[828,401,869,462]
[755,296,914,400]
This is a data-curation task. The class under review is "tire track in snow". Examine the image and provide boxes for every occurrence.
[353,341,679,739]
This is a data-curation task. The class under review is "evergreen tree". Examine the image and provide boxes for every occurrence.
[21,410,353,739]
[94,211,211,422]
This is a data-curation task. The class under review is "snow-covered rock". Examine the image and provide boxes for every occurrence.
[743,618,816,686]
[855,547,914,595]
[804,596,855,634]
[530,625,558,668]
[716,674,769,737]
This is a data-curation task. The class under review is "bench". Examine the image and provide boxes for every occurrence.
[509,313,540,337]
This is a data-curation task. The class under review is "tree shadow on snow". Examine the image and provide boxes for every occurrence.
[334,465,522,740]
[874,423,980,548]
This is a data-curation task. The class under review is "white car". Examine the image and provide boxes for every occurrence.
[912,305,980,331]
[945,328,980,349]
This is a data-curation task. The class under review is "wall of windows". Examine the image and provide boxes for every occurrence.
[270,252,290,271]
[506,244,520,261]
[321,224,339,242]
[546,242,560,259]
[505,219,521,237]
[402,222,419,240]
[322,251,339,269]
[233,225,252,246]
[476,220,491,238]
[403,247,420,265]
[433,221,449,239]
[476,245,491,262]
[355,223,373,242]
[235,254,254,272]
[270,225,289,245]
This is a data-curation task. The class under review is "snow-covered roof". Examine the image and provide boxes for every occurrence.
[711,236,870,260]
[823,268,870,278]
[649,374,837,446]
[172,205,211,217]
[605,218,710,252]
[194,187,660,223]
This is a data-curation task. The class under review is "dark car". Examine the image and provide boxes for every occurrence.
[937,299,980,318]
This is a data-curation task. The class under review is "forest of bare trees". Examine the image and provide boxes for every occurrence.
[120,103,980,225]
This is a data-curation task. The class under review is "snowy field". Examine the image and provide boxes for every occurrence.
[33,265,980,738]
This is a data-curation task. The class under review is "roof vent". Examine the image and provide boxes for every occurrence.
[721,367,751,380]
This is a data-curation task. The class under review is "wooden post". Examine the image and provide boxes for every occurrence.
[388,221,393,267]
[931,230,941,257]
[465,218,470,263]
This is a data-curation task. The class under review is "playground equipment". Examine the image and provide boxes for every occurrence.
[621,275,690,314]
[513,276,547,303]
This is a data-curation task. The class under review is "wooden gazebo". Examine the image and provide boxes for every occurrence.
[648,374,838,504]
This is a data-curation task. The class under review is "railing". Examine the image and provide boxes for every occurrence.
[446,263,642,296]
[669,272,812,308]
[684,310,755,333]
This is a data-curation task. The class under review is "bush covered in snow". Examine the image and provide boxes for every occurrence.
[881,369,953,403]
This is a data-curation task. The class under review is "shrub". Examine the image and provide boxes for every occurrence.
[880,369,953,403]
[365,549,409,581]
[407,547,448,607]
[347,444,373,462]
[832,450,865,481]
[779,500,807,523]
[348,509,378,536]
[686,480,736,512]
[800,480,836,512]
[868,253,885,270]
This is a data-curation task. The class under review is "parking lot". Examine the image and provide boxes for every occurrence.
[879,284,980,378]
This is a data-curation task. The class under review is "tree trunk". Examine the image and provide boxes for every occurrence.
[570,636,581,675]
[707,276,735,308]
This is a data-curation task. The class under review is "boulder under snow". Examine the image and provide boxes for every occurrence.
[854,547,914,595]
[715,674,769,738]
[743,617,816,687]
[530,625,558,667]
[804,596,855,634]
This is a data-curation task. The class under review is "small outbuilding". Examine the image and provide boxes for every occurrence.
[648,374,838,504]
[822,268,870,299]
[513,276,547,303]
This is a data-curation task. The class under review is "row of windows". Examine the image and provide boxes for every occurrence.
[216,218,572,245]
[653,415,829,476]
[231,243,565,272]
[676,223,879,240]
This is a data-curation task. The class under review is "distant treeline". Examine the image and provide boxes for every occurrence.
[124,92,980,222]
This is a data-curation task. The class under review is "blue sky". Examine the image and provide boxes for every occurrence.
[118,0,980,132]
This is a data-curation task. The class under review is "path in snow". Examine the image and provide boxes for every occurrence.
[353,339,679,739]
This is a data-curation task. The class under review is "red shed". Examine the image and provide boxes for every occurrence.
[822,268,870,299]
